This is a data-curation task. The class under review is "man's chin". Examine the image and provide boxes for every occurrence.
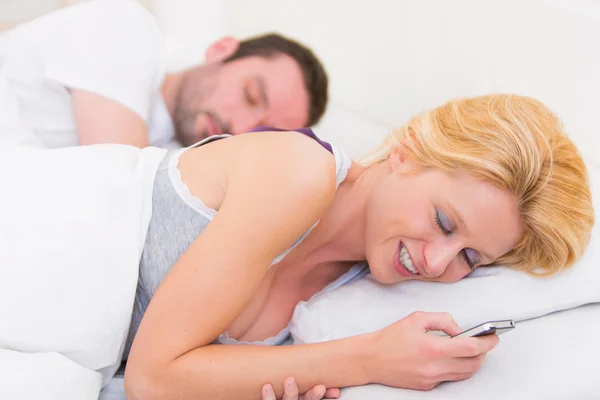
[176,131,209,147]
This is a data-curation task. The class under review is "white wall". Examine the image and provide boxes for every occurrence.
[0,0,154,31]
[151,0,226,69]
[219,0,600,163]
[0,0,62,23]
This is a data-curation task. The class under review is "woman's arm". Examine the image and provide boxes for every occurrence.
[125,130,340,399]
[143,334,371,400]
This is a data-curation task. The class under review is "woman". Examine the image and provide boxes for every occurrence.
[113,93,595,400]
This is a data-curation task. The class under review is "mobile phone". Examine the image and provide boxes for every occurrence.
[452,319,515,338]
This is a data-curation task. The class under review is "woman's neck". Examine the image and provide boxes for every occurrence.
[295,161,384,268]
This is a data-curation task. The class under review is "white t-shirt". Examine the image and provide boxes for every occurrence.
[0,0,176,148]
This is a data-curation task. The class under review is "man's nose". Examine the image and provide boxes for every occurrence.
[230,108,266,134]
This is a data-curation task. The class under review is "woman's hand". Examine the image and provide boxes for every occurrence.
[261,378,340,400]
[367,311,500,391]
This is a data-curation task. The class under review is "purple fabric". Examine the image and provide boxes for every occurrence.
[247,126,333,154]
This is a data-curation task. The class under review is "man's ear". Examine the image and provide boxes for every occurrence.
[205,37,240,63]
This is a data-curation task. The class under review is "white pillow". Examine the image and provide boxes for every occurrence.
[290,164,600,344]
[314,102,391,160]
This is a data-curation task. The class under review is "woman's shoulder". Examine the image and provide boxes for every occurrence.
[179,129,339,207]
[244,127,353,186]
[192,128,336,175]
[245,126,334,154]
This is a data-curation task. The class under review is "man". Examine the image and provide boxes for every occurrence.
[0,0,328,149]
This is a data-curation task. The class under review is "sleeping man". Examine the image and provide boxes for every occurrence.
[0,0,328,149]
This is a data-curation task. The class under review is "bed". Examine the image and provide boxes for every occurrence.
[2,0,592,398]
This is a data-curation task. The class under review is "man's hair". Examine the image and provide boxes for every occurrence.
[224,33,328,127]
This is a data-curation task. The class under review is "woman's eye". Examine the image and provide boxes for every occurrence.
[462,248,480,270]
[435,210,452,235]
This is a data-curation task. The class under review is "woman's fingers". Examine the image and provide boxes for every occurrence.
[439,352,487,382]
[261,378,335,400]
[414,311,464,337]
[323,387,341,398]
[440,372,474,383]
[372,312,501,390]
[282,377,300,400]
[301,384,326,400]
[444,335,499,358]
[261,383,277,400]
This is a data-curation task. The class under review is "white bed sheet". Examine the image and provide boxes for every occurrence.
[98,303,600,400]
[98,365,125,400]
[341,303,600,400]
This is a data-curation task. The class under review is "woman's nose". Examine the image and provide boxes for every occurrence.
[423,242,462,277]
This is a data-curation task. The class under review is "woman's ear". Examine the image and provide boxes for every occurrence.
[205,37,240,63]
[388,147,417,174]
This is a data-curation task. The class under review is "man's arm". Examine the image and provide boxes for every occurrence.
[35,0,163,146]
[71,90,148,147]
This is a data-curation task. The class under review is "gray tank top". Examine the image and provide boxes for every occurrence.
[124,130,368,358]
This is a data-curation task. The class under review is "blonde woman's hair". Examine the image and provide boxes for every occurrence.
[362,94,594,276]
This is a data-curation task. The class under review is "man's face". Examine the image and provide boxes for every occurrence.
[173,54,309,146]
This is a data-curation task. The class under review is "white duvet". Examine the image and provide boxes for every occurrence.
[0,144,166,400]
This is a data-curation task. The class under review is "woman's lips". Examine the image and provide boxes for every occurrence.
[393,241,418,277]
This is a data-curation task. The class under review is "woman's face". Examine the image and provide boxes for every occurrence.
[364,150,523,285]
